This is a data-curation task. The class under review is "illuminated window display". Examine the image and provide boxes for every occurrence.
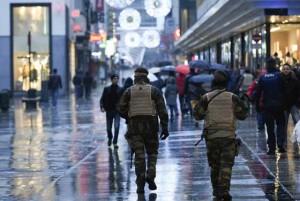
[270,23,300,68]
[12,6,50,91]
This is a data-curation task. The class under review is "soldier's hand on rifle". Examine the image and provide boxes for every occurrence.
[160,130,169,140]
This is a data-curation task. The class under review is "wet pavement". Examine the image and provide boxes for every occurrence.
[0,91,299,201]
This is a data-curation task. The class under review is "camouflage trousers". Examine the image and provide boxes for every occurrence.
[131,132,159,188]
[205,138,236,196]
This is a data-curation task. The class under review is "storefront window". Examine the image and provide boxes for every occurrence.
[221,40,231,68]
[233,35,241,70]
[13,6,50,91]
[210,45,217,64]
[245,25,266,71]
[271,23,300,68]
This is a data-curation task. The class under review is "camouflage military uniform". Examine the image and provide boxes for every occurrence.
[194,87,248,199]
[117,76,168,193]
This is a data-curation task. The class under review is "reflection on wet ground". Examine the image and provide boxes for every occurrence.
[0,94,299,200]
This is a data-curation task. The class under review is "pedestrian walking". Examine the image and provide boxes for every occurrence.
[240,68,253,94]
[83,71,93,99]
[120,77,133,95]
[117,67,169,194]
[193,70,249,201]
[255,57,287,155]
[164,76,178,121]
[247,69,267,130]
[281,63,300,140]
[183,67,198,117]
[230,69,244,95]
[100,74,122,148]
[48,68,62,108]
[73,71,83,99]
[176,73,186,115]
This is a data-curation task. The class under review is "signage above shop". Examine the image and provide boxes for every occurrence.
[90,34,102,42]
[72,24,82,32]
[71,10,81,18]
[252,34,261,43]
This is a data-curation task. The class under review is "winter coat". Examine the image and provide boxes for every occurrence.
[283,72,300,108]
[165,82,178,106]
[256,68,287,111]
[176,74,185,95]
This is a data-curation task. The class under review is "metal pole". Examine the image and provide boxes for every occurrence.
[28,31,32,89]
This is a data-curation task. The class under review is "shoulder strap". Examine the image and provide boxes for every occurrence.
[207,90,226,105]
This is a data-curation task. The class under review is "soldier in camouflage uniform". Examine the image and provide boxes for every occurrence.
[117,67,169,194]
[193,70,248,201]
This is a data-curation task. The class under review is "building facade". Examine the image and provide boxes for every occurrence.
[173,0,300,71]
[0,0,76,94]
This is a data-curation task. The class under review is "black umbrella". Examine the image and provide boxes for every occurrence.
[189,74,214,84]
[189,60,210,70]
[161,65,175,72]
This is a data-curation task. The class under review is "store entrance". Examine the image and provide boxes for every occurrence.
[12,5,50,91]
[270,23,300,68]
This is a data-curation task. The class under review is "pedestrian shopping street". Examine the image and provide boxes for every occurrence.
[0,92,300,201]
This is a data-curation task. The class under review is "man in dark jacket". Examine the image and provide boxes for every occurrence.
[117,67,169,194]
[100,74,122,148]
[194,70,249,201]
[83,71,93,99]
[48,68,62,108]
[255,57,287,155]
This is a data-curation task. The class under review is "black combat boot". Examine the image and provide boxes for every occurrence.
[146,177,157,190]
[212,188,218,197]
[220,193,232,201]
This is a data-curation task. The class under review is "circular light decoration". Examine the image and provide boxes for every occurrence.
[119,8,141,30]
[144,0,172,18]
[105,0,135,9]
[124,32,141,48]
[142,30,160,48]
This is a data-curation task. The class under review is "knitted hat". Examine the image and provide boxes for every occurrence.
[134,67,149,77]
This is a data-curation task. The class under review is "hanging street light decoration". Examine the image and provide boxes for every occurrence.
[119,8,141,30]
[144,0,172,18]
[105,0,135,9]
[142,30,160,48]
[124,31,141,48]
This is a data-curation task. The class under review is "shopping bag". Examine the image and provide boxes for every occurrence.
[291,120,300,143]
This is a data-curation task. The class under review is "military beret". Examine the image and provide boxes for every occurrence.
[134,67,149,76]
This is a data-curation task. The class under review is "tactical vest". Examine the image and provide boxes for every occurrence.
[129,84,157,117]
[204,91,237,132]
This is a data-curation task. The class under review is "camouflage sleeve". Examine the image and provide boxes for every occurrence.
[152,86,169,131]
[232,94,249,120]
[193,95,208,121]
[117,88,130,120]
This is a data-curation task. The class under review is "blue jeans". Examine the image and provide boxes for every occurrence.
[285,105,300,126]
[50,89,59,107]
[106,111,120,144]
[264,109,286,150]
[168,104,178,119]
[257,111,265,129]
[75,85,82,99]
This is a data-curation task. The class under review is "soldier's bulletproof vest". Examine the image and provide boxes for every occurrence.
[204,91,237,131]
[129,84,157,117]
